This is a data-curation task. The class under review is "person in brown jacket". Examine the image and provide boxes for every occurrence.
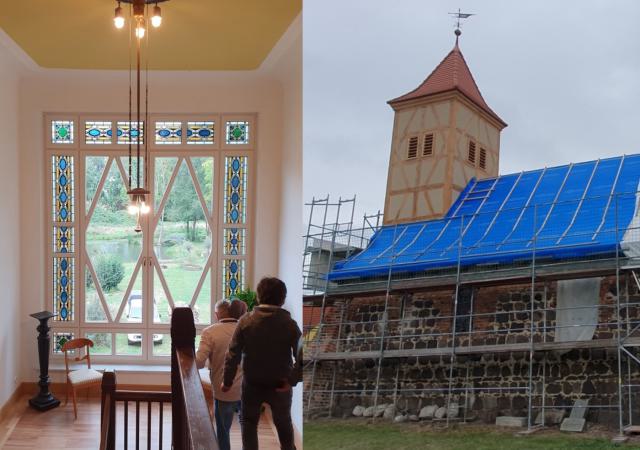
[222,277,302,450]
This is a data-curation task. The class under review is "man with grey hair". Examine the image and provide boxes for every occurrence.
[196,299,243,450]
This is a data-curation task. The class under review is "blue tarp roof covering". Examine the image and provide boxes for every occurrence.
[328,155,640,281]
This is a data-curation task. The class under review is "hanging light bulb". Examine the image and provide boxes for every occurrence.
[140,201,151,215]
[135,20,146,39]
[114,4,125,29]
[151,5,162,28]
[127,203,140,215]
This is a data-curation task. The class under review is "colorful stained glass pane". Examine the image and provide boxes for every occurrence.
[52,120,74,144]
[223,259,245,297]
[85,121,112,144]
[224,156,247,224]
[53,332,75,354]
[52,155,74,223]
[117,121,144,145]
[53,257,74,322]
[53,226,74,254]
[155,121,182,145]
[225,121,249,145]
[187,121,214,145]
[224,228,245,255]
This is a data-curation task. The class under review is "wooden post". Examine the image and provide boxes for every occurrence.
[100,370,116,450]
[172,307,196,450]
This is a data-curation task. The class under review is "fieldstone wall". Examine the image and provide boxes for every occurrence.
[304,276,640,427]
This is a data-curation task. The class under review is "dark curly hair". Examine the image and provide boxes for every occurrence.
[256,277,287,306]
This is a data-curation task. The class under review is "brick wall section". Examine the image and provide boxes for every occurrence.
[305,275,640,425]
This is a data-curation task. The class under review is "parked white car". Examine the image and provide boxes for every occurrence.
[126,291,164,345]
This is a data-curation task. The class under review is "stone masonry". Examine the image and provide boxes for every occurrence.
[304,276,640,426]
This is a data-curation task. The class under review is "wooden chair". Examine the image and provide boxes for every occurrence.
[61,338,103,419]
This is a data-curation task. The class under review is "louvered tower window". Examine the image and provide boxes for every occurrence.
[407,136,418,159]
[423,133,434,156]
[468,140,476,164]
[479,148,487,170]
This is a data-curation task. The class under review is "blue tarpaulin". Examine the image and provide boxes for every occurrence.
[328,155,640,281]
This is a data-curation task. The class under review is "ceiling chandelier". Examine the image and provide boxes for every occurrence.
[113,0,169,232]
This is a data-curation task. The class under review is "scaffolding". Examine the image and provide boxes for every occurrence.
[303,192,640,441]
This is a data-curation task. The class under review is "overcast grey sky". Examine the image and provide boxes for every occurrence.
[303,0,640,222]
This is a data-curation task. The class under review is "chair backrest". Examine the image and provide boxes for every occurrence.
[62,338,94,375]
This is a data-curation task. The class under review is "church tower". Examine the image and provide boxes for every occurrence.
[383,31,507,225]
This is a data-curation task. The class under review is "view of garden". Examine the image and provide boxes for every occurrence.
[84,155,214,356]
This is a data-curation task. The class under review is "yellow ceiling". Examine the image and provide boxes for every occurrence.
[0,0,300,70]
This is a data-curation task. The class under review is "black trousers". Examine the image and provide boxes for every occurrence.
[240,381,295,450]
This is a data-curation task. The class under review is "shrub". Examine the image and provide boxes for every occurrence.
[96,254,125,292]
[86,296,105,321]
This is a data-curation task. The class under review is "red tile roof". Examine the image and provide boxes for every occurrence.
[388,43,506,127]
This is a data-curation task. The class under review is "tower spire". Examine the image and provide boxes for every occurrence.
[448,8,474,46]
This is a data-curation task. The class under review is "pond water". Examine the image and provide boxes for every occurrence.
[87,239,142,263]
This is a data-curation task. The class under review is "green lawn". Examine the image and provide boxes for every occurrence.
[303,421,640,450]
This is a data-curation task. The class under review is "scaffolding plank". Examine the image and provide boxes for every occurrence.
[307,337,640,361]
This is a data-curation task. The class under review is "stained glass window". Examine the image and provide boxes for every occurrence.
[224,228,245,256]
[224,156,247,224]
[53,332,75,354]
[52,120,74,144]
[155,121,182,145]
[223,259,245,297]
[117,121,144,145]
[52,155,74,223]
[187,121,214,145]
[53,257,74,321]
[53,226,74,254]
[225,121,249,145]
[85,121,112,145]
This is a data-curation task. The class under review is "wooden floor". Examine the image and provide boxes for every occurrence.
[0,395,280,449]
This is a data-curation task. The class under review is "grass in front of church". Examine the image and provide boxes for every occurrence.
[303,420,637,450]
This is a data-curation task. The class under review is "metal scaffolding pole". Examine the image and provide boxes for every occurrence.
[614,195,626,440]
[373,224,399,412]
[527,205,538,431]
[446,215,465,427]
[392,295,407,411]
[541,283,548,428]
[305,196,347,420]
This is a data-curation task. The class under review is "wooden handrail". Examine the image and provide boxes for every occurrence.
[171,307,219,450]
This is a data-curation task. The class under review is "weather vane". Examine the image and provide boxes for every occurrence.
[448,8,475,44]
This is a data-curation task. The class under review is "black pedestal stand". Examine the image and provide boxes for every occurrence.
[28,311,61,411]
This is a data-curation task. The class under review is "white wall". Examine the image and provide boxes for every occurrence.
[0,31,25,408]
[263,15,303,434]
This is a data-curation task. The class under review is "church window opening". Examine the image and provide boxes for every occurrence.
[468,140,476,165]
[479,147,487,170]
[407,136,418,159]
[423,133,434,156]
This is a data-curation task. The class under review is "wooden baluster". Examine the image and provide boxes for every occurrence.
[147,402,152,450]
[100,370,116,450]
[171,307,195,450]
[136,400,140,450]
[124,401,129,450]
[159,402,163,450]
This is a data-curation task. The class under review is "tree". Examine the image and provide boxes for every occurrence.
[165,162,205,241]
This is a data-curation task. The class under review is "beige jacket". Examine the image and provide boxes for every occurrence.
[196,319,243,402]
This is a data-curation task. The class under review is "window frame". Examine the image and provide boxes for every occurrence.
[44,112,256,363]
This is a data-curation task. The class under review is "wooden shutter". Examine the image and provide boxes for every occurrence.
[423,133,434,156]
[407,136,418,159]
[468,140,476,164]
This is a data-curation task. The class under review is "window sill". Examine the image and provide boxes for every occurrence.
[50,363,170,374]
